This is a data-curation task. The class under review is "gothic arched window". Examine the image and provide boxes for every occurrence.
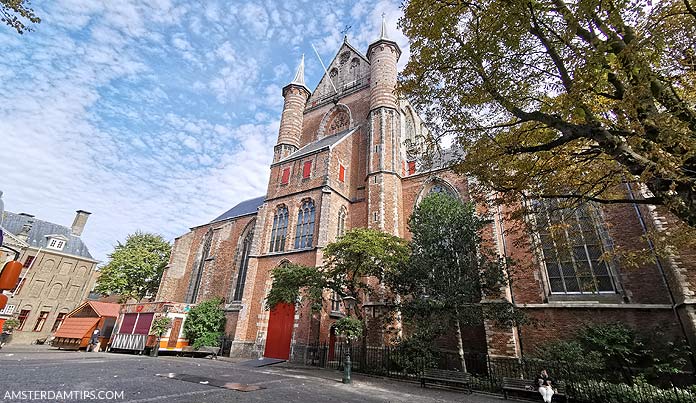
[534,199,616,295]
[187,228,213,303]
[404,109,416,146]
[270,206,289,252]
[294,199,316,249]
[428,182,456,197]
[337,206,347,238]
[232,226,254,301]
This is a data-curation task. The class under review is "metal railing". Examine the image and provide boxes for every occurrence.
[292,343,696,403]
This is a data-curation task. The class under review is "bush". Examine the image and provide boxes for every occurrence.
[183,298,225,349]
[572,379,696,403]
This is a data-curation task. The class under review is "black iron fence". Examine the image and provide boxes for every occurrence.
[292,342,696,403]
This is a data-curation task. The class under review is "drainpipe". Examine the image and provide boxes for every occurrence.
[624,182,696,368]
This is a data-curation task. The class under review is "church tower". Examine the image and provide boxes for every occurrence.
[366,17,404,236]
[274,56,310,163]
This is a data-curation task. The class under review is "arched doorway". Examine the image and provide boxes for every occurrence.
[263,302,295,360]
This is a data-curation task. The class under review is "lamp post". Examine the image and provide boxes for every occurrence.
[341,295,356,384]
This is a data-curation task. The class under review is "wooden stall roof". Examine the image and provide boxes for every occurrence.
[53,317,100,339]
[88,301,120,318]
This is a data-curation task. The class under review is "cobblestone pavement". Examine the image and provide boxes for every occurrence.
[0,345,507,403]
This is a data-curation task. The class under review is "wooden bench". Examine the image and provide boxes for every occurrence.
[179,345,220,359]
[502,377,566,402]
[420,369,472,393]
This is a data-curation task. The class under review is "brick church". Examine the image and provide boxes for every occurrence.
[155,22,696,359]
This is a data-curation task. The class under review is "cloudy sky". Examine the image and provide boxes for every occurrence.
[0,0,410,262]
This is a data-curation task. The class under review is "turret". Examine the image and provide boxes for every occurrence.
[275,55,311,162]
[365,17,404,237]
[367,16,401,111]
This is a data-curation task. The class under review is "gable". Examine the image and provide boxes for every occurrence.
[307,41,370,108]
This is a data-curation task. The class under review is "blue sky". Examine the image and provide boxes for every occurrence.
[0,0,410,261]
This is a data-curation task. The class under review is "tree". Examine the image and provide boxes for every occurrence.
[387,192,518,372]
[182,297,225,349]
[267,228,410,316]
[149,316,172,357]
[1,0,40,34]
[400,0,696,229]
[95,232,171,303]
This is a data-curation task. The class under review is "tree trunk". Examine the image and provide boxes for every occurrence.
[454,311,468,373]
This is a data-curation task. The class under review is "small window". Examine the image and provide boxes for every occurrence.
[408,161,416,175]
[374,144,380,153]
[23,256,35,268]
[17,309,31,331]
[303,161,312,179]
[47,238,65,251]
[51,312,67,332]
[11,277,25,295]
[337,207,347,237]
[33,311,49,332]
[339,165,345,182]
[281,168,290,185]
[373,212,379,222]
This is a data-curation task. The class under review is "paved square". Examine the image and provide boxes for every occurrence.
[0,346,504,402]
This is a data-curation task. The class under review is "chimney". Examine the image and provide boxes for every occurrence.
[17,219,34,242]
[71,210,91,236]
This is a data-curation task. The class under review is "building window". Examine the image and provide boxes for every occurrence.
[23,256,35,268]
[294,200,316,249]
[270,206,289,252]
[51,313,67,332]
[331,292,341,312]
[281,168,290,185]
[337,206,347,238]
[428,182,457,198]
[17,309,31,331]
[303,161,312,179]
[339,164,345,182]
[534,199,616,295]
[32,311,49,332]
[233,228,254,301]
[11,277,25,295]
[48,239,65,250]
[186,228,213,304]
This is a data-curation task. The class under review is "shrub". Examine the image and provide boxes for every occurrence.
[183,298,225,349]
[571,379,696,403]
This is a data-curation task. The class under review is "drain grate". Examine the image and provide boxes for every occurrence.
[155,373,265,392]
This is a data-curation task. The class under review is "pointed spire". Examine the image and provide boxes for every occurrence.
[379,12,388,40]
[290,54,306,87]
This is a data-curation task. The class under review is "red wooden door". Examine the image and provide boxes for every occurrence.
[264,303,295,359]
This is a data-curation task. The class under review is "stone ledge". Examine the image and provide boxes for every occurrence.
[518,303,673,309]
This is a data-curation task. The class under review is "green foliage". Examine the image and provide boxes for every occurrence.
[2,318,19,331]
[572,379,696,403]
[183,298,225,349]
[266,229,410,320]
[389,193,519,331]
[324,228,410,304]
[333,317,363,341]
[95,232,171,303]
[1,0,40,34]
[266,263,326,311]
[400,0,696,229]
[535,323,688,383]
[150,316,172,337]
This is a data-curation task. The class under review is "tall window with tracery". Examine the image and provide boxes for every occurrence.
[187,228,213,303]
[534,199,616,295]
[294,200,315,249]
[232,227,254,301]
[269,206,289,252]
[337,206,347,238]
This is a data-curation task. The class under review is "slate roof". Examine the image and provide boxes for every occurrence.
[415,147,464,174]
[210,196,265,224]
[1,211,94,260]
[278,127,357,164]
